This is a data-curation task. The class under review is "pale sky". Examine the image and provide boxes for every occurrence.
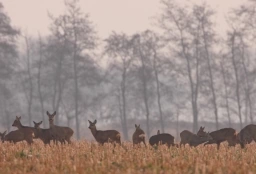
[2,0,247,39]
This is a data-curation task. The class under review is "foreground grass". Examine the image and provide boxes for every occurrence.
[0,141,256,174]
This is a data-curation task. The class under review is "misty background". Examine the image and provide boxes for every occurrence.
[0,0,255,141]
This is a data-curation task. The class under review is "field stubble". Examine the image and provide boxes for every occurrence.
[0,140,256,174]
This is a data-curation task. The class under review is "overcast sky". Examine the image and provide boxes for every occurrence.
[2,0,247,38]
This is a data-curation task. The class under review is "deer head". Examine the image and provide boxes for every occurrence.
[33,121,43,129]
[135,124,140,130]
[197,126,207,137]
[0,131,7,142]
[47,111,56,125]
[12,116,21,127]
[88,120,97,130]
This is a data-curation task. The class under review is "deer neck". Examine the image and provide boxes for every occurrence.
[90,127,98,139]
[16,122,24,130]
[49,121,54,128]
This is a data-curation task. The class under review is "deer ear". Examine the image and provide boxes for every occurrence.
[18,116,21,120]
[157,130,160,135]
[53,111,56,116]
[88,120,92,124]
[39,121,43,124]
[16,116,19,120]
[94,120,97,124]
[138,124,140,128]
[135,124,137,128]
[33,121,36,125]
[46,111,50,116]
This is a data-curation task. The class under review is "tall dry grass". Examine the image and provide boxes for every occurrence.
[0,140,255,174]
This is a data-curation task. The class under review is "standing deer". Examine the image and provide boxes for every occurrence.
[88,120,121,145]
[47,111,74,144]
[0,130,25,143]
[149,130,175,148]
[33,121,53,145]
[11,116,34,145]
[238,124,256,148]
[180,130,212,147]
[132,124,146,147]
[197,126,237,150]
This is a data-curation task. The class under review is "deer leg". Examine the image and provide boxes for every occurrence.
[143,140,147,147]
[240,142,245,149]
[217,142,221,150]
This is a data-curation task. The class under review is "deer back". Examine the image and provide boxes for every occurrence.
[149,133,174,146]
[4,130,25,143]
[94,130,121,144]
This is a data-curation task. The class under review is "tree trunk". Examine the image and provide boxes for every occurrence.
[73,37,80,139]
[202,24,219,130]
[241,43,253,124]
[37,35,46,128]
[230,32,242,129]
[121,62,128,140]
[153,50,164,133]
[220,62,231,127]
[24,36,33,127]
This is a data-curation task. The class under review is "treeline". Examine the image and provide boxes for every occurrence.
[0,0,256,140]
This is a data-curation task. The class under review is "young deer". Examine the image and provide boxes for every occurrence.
[12,116,34,145]
[33,121,53,145]
[180,130,212,147]
[0,130,25,143]
[149,130,175,148]
[88,120,121,145]
[238,124,256,148]
[47,111,74,144]
[132,124,146,147]
[197,126,237,150]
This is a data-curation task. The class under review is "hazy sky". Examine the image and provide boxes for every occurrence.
[2,0,247,38]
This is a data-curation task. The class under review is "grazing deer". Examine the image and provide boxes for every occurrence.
[132,124,146,147]
[149,130,175,148]
[238,124,256,148]
[11,116,34,145]
[180,130,212,147]
[47,111,74,144]
[197,126,237,150]
[33,121,53,145]
[88,120,121,145]
[0,130,25,143]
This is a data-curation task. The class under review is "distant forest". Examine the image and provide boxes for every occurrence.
[0,0,256,140]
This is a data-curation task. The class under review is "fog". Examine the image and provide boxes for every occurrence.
[0,0,254,141]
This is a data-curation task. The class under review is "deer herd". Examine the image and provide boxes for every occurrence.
[0,111,256,149]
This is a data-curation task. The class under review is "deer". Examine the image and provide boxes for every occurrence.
[47,111,74,144]
[132,124,146,147]
[33,121,53,145]
[149,130,175,148]
[88,119,121,145]
[180,130,212,147]
[0,130,25,143]
[238,124,256,148]
[197,126,237,150]
[11,116,34,145]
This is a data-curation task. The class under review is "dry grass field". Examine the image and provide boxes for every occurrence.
[0,140,256,174]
